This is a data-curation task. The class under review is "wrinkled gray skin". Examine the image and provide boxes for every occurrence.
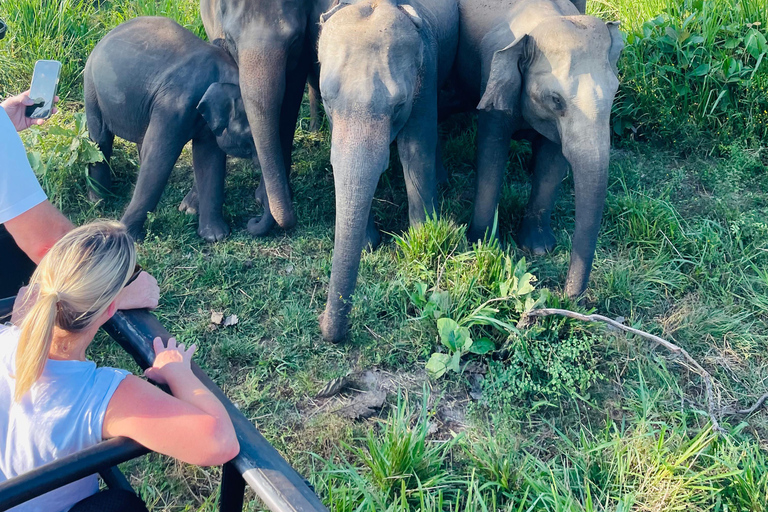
[454,0,622,298]
[317,0,459,342]
[85,17,255,242]
[200,0,334,237]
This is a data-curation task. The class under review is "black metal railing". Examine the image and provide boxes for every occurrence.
[0,300,327,512]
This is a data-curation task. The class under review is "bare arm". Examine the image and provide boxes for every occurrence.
[4,200,73,264]
[103,338,239,466]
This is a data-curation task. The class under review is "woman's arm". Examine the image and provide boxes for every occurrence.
[102,338,239,466]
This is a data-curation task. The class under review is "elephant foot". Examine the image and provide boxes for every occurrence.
[319,311,348,343]
[124,221,146,242]
[467,222,498,245]
[247,212,276,237]
[179,189,199,215]
[564,275,588,300]
[516,219,556,256]
[198,218,230,243]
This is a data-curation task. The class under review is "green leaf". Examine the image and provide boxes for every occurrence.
[426,353,451,379]
[690,63,710,76]
[27,151,44,174]
[469,337,495,355]
[429,290,451,318]
[47,125,73,137]
[437,317,461,351]
[448,351,462,373]
[82,144,104,164]
[516,273,535,296]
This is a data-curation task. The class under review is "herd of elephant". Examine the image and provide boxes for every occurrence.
[83,0,624,342]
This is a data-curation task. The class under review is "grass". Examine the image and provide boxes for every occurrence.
[2,0,768,510]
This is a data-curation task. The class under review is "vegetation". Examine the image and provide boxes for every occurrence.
[1,0,767,510]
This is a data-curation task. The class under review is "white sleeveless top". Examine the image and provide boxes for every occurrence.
[0,324,129,512]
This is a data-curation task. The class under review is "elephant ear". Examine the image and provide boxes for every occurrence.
[477,34,531,113]
[197,82,240,136]
[320,0,351,24]
[606,21,624,76]
[399,4,423,29]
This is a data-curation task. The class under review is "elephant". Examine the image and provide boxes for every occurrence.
[84,17,255,242]
[199,0,335,237]
[317,0,459,342]
[452,0,623,298]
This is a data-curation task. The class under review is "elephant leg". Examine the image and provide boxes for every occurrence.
[85,101,114,202]
[192,134,230,242]
[88,132,114,202]
[120,121,185,240]
[247,181,276,236]
[517,137,568,255]
[397,97,439,227]
[467,110,515,242]
[179,185,199,215]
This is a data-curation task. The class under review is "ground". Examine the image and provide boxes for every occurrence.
[2,0,768,510]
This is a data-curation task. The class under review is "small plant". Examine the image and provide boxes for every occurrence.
[22,112,105,206]
[398,218,545,379]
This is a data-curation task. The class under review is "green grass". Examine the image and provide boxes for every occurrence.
[3,0,768,510]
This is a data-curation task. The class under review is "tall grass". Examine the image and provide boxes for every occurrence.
[591,0,768,146]
[0,0,203,99]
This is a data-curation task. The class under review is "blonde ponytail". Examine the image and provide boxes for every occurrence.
[13,221,136,401]
[14,293,59,401]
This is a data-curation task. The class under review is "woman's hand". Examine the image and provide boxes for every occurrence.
[116,271,159,311]
[1,90,59,132]
[144,337,197,385]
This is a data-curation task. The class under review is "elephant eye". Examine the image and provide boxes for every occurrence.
[551,94,566,112]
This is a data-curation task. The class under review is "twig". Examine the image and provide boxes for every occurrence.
[722,392,768,417]
[525,308,726,433]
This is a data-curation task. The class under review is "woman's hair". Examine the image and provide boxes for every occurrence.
[13,221,136,401]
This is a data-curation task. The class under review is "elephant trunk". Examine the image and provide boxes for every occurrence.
[320,118,390,342]
[238,47,296,230]
[561,119,611,298]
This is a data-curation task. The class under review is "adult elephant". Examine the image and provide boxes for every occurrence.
[316,0,459,342]
[200,0,333,236]
[454,0,623,298]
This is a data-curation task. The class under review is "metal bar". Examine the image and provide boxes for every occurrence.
[219,462,246,512]
[99,466,135,493]
[103,310,328,512]
[0,438,148,511]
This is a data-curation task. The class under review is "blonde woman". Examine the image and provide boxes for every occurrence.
[0,221,239,512]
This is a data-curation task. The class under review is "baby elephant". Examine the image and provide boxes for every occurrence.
[84,16,255,242]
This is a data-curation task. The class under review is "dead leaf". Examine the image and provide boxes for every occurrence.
[223,314,239,327]
[335,389,386,419]
[316,376,349,398]
[210,311,224,325]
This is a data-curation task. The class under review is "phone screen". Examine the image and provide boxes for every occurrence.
[26,60,62,119]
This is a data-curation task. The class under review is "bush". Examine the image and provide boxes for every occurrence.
[606,0,768,146]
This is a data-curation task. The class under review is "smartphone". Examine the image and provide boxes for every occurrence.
[25,60,62,119]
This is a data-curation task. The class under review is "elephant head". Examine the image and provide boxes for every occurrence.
[478,16,623,298]
[197,82,256,159]
[317,0,426,342]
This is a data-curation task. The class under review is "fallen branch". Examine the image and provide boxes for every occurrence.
[722,392,768,417]
[525,308,726,433]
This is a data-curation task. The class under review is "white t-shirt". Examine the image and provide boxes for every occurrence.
[0,106,48,224]
[0,324,129,512]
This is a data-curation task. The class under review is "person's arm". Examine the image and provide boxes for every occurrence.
[3,200,73,264]
[103,338,239,466]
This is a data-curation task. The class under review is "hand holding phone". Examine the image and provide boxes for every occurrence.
[25,60,62,120]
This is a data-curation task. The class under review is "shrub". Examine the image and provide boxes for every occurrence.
[605,0,768,146]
